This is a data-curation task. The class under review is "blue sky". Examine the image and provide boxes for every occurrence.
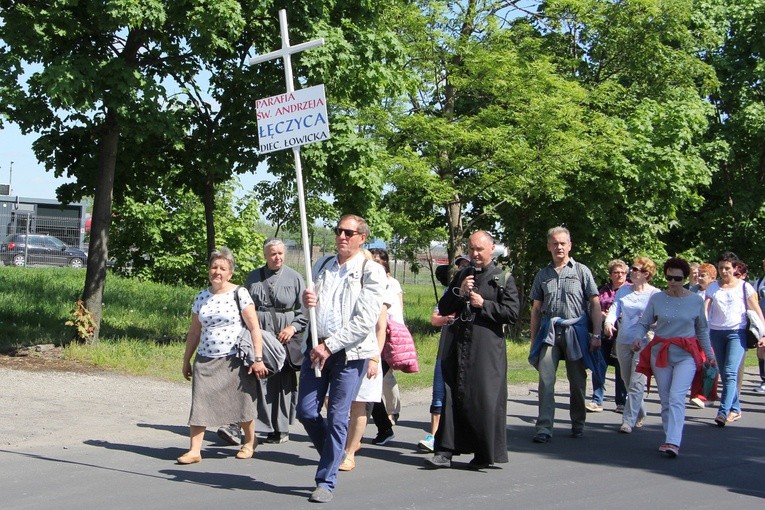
[0,123,67,199]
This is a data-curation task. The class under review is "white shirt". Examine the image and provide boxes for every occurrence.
[706,280,756,330]
[192,287,253,358]
[386,277,404,324]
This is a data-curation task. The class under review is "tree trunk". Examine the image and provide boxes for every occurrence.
[83,107,119,344]
[202,175,216,258]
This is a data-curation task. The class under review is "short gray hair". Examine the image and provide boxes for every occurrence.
[263,238,285,253]
[209,247,235,272]
[338,214,370,238]
[547,226,571,242]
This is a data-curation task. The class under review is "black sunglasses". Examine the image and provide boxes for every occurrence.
[334,227,360,238]
[665,275,685,282]
[631,266,649,274]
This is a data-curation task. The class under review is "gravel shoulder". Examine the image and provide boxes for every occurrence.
[0,353,533,450]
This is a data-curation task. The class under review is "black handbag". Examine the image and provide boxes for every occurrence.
[743,284,762,349]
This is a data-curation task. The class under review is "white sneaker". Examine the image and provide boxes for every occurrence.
[418,434,435,452]
[619,423,632,434]
[753,382,765,394]
[689,397,705,409]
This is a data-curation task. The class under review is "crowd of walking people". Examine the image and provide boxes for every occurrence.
[176,218,765,502]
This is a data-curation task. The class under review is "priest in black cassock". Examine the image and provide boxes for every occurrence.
[425,230,520,470]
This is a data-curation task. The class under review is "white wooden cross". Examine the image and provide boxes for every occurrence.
[250,9,325,376]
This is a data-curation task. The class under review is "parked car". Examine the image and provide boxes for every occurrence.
[0,234,87,268]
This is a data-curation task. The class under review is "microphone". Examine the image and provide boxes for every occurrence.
[463,260,479,301]
[465,260,482,275]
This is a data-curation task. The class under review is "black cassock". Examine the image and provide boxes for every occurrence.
[436,262,520,464]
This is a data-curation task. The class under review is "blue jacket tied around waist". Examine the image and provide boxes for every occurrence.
[528,314,606,387]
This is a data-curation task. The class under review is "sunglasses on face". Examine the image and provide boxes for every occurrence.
[334,227,360,238]
[665,275,685,282]
[631,267,649,274]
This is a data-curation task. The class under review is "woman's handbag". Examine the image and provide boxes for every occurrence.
[743,284,764,349]
[233,287,286,377]
[382,317,419,373]
[702,364,719,398]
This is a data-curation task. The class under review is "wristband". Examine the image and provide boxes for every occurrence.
[369,357,379,363]
[254,356,263,362]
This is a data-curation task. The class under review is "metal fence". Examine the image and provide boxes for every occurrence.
[0,214,87,267]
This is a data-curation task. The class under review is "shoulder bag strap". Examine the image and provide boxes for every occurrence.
[743,282,748,310]
[233,285,245,326]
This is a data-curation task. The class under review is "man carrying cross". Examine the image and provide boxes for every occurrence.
[297,214,386,503]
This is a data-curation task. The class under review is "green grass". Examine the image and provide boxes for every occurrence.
[2,267,759,388]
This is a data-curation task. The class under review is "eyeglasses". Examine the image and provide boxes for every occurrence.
[334,227,360,238]
[665,275,685,282]
[631,267,649,274]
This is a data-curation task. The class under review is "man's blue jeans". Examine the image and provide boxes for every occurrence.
[296,350,365,491]
[710,329,746,416]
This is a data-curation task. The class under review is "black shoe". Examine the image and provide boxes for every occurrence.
[570,428,583,438]
[216,425,241,446]
[532,433,552,443]
[372,428,395,445]
[264,432,289,444]
[467,458,492,470]
[424,453,452,469]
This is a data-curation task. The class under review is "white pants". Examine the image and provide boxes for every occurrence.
[652,353,696,447]
[615,342,647,427]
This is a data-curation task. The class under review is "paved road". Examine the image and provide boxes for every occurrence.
[1,370,764,509]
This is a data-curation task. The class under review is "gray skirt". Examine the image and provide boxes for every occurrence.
[188,354,258,426]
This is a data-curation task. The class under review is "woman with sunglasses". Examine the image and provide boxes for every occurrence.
[604,257,660,433]
[634,257,716,457]
[704,253,765,426]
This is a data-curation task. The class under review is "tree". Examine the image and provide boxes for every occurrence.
[0,0,408,341]
[672,0,765,266]
[371,0,722,321]
[0,0,248,342]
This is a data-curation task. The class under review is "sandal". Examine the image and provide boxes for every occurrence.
[235,445,254,459]
[726,411,741,423]
[177,452,202,464]
[338,456,356,472]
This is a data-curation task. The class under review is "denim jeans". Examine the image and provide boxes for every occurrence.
[430,358,445,414]
[591,337,627,406]
[710,329,746,416]
[296,350,365,491]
